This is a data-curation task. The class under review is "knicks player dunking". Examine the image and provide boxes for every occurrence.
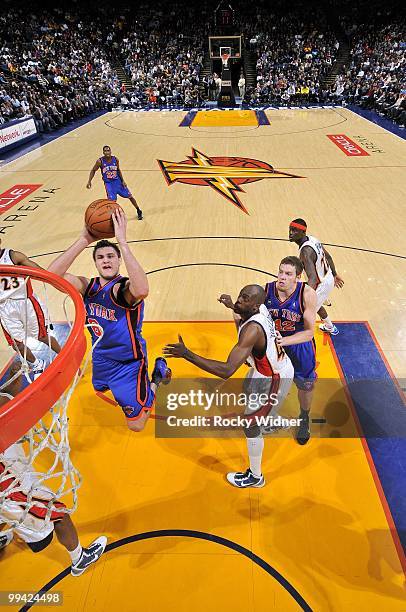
[87,145,143,220]
[264,256,317,445]
[164,285,294,488]
[48,209,170,432]
[289,218,344,335]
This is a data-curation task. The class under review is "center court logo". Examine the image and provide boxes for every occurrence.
[158,148,303,214]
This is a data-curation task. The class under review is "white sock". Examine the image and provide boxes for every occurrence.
[322,316,333,329]
[69,542,83,564]
[247,436,264,478]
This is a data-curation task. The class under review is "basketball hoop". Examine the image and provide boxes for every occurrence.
[0,265,90,535]
[0,266,86,452]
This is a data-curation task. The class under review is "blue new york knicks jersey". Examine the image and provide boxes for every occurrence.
[264,281,316,387]
[100,156,119,183]
[84,275,147,363]
[264,281,305,335]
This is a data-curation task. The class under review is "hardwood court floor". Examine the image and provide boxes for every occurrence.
[0,108,404,374]
[0,108,405,611]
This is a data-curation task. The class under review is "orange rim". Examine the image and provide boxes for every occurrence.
[0,265,86,452]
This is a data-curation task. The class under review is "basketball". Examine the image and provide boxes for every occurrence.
[85,199,123,239]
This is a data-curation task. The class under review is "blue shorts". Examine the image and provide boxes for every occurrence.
[104,179,132,201]
[284,340,317,391]
[92,354,154,419]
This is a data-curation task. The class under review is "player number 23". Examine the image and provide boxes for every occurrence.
[1,277,20,291]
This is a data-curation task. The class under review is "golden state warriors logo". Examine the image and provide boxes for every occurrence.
[158,148,303,214]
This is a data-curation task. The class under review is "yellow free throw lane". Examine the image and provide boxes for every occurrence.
[192,110,258,127]
[1,323,404,611]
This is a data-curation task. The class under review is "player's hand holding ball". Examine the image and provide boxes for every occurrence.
[112,208,127,244]
[81,226,97,245]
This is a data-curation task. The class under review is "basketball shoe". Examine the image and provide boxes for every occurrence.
[319,323,339,336]
[151,357,172,386]
[226,468,265,488]
[0,532,13,551]
[71,536,107,577]
[32,358,46,380]
[137,209,143,220]
[296,410,310,445]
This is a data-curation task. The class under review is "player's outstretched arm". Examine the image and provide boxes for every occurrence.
[163,325,258,379]
[323,247,344,288]
[9,250,43,270]
[87,160,101,189]
[112,209,148,303]
[277,285,317,347]
[300,246,319,289]
[48,228,94,295]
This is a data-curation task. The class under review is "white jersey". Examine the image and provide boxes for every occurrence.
[299,235,330,284]
[0,249,31,301]
[1,441,38,494]
[238,304,292,376]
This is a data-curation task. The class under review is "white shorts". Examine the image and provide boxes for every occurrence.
[0,476,67,549]
[0,489,63,545]
[0,296,48,345]
[316,270,334,311]
[243,358,294,416]
[0,445,65,548]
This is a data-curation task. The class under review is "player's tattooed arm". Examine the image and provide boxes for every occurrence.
[323,248,344,287]
[277,285,316,346]
[163,325,259,379]
[87,159,101,189]
[299,246,319,289]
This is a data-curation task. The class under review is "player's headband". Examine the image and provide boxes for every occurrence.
[289,222,307,231]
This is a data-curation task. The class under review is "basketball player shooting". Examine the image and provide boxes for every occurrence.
[0,363,107,575]
[289,219,344,335]
[163,285,294,489]
[87,145,143,220]
[48,208,170,432]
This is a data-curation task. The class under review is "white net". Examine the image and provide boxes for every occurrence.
[0,270,100,543]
